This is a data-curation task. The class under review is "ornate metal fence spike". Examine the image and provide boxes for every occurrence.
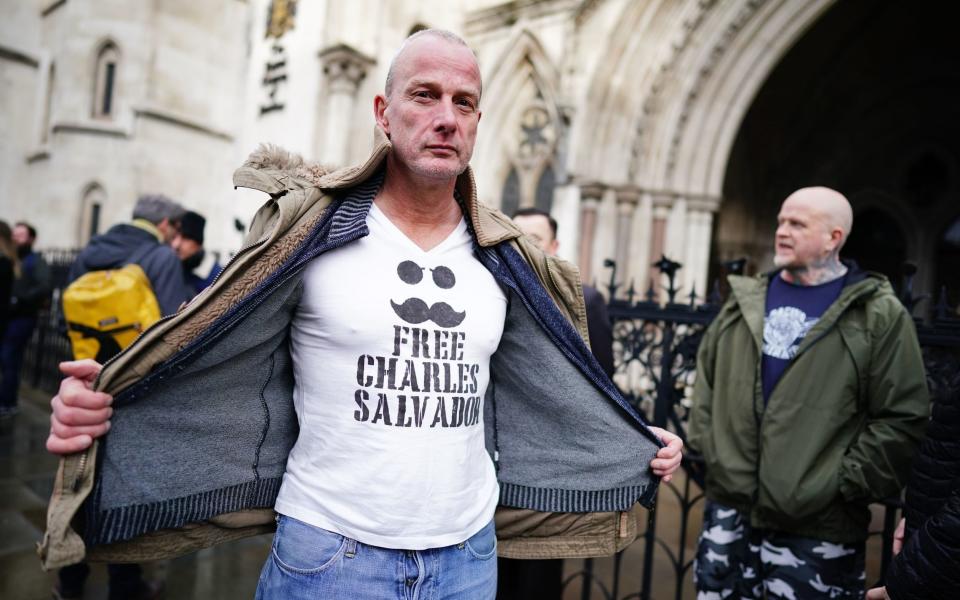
[652,255,682,304]
[603,258,620,300]
[688,286,698,308]
[626,280,637,306]
[645,279,657,303]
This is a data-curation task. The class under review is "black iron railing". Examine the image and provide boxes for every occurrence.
[19,249,79,394]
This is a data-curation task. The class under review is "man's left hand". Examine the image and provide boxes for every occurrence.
[648,426,683,483]
[866,586,890,599]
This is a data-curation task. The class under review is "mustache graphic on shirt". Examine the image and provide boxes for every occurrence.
[391,298,466,328]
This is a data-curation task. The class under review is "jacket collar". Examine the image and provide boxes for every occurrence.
[726,267,888,351]
[235,127,522,248]
[130,219,163,242]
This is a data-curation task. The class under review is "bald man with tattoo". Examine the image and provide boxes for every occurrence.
[688,187,929,599]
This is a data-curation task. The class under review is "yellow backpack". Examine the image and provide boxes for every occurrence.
[63,262,162,363]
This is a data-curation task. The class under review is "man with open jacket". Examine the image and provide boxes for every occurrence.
[41,29,682,599]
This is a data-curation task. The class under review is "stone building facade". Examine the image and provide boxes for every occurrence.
[2,0,957,300]
[1,0,250,254]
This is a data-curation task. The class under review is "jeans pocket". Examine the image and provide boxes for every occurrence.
[272,515,346,574]
[464,520,497,560]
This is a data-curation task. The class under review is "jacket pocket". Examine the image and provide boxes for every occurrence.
[760,447,844,519]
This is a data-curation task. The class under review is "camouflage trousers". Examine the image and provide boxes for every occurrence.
[694,501,866,600]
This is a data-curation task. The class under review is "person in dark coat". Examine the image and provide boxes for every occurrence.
[867,361,960,600]
[0,222,51,417]
[502,207,616,599]
[0,221,16,357]
[172,210,223,297]
[68,194,190,316]
[512,207,614,375]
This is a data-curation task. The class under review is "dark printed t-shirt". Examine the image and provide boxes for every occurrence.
[762,273,845,403]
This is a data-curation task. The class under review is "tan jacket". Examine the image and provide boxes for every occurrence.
[40,129,658,569]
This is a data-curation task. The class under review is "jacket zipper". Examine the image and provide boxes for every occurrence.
[72,449,89,493]
[750,280,877,511]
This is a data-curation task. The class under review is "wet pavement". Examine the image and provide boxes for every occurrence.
[1,387,888,600]
[0,389,271,600]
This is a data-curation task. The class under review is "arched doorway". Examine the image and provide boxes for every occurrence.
[717,0,960,298]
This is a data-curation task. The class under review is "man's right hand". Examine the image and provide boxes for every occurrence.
[46,360,113,455]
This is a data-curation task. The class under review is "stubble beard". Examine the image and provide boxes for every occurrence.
[406,150,470,181]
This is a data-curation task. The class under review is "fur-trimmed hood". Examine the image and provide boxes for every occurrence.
[241,143,332,187]
[234,126,524,248]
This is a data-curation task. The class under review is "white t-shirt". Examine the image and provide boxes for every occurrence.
[274,202,507,549]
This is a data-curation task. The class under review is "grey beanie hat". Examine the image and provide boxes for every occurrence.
[132,194,186,225]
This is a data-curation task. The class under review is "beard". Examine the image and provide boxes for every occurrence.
[405,153,470,181]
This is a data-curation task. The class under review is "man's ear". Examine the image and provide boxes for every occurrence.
[374,94,390,136]
[828,226,845,252]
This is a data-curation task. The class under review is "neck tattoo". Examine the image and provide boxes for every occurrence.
[784,255,847,286]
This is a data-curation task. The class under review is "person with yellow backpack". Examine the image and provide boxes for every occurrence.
[64,195,191,364]
[55,194,190,600]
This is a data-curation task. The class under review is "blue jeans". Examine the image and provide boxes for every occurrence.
[255,515,497,600]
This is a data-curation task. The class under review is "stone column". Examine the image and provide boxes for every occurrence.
[627,192,654,297]
[684,199,718,303]
[317,44,374,166]
[613,186,641,290]
[578,183,604,284]
[647,194,672,292]
[552,183,581,264]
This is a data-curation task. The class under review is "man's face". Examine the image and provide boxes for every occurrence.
[513,214,559,256]
[171,233,201,260]
[773,196,833,269]
[12,225,32,249]
[374,37,481,181]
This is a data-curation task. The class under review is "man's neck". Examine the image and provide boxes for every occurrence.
[780,255,848,286]
[374,159,463,252]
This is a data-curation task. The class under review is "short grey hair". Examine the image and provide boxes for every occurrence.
[132,194,185,225]
[384,29,480,99]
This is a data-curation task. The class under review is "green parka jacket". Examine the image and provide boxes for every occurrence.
[687,270,929,543]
